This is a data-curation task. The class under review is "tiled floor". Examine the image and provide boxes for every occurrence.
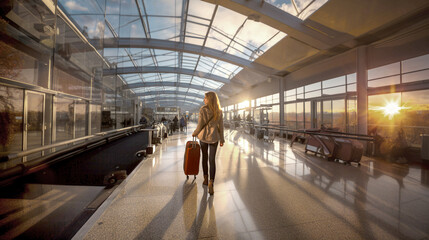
[77,123,429,240]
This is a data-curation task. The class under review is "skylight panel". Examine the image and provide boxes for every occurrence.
[191,77,205,85]
[266,0,328,20]
[260,31,287,53]
[232,20,281,58]
[119,0,139,15]
[160,73,177,82]
[142,87,160,92]
[104,15,120,36]
[227,42,252,59]
[179,75,192,83]
[153,49,177,67]
[122,74,141,84]
[213,60,242,77]
[185,22,209,45]
[196,62,213,74]
[134,88,146,94]
[163,86,177,91]
[105,0,120,14]
[205,81,223,89]
[59,0,103,14]
[188,0,215,19]
[205,6,247,54]
[140,73,158,81]
[212,6,247,37]
[187,88,200,94]
[182,59,197,70]
[67,15,105,39]
[144,0,182,16]
[118,16,146,38]
[177,87,189,92]
[184,35,205,46]
[148,16,179,40]
[205,29,231,53]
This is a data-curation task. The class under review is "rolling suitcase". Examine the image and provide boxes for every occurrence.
[184,137,200,179]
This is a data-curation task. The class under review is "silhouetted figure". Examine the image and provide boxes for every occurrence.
[173,116,179,132]
[180,116,186,131]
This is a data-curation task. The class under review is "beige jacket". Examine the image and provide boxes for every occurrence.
[193,105,225,144]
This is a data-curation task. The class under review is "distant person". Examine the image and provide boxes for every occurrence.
[246,113,251,122]
[192,91,225,195]
[161,116,167,122]
[173,116,179,132]
[139,116,147,126]
[180,115,186,132]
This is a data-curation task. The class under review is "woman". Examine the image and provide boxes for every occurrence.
[192,91,225,195]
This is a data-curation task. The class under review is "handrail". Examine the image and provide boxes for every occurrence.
[252,124,374,142]
[5,125,144,161]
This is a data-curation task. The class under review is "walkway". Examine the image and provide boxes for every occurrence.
[75,123,429,239]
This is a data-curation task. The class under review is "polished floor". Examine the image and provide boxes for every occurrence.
[75,123,429,240]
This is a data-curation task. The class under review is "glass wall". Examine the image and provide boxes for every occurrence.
[0,0,139,164]
[54,97,74,143]
[284,73,354,132]
[0,0,53,88]
[367,53,429,146]
[369,90,429,147]
[347,98,357,133]
[0,86,23,158]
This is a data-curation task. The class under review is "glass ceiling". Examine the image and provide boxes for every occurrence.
[266,0,329,20]
[58,0,315,109]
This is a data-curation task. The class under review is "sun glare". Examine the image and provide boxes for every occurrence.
[370,100,409,119]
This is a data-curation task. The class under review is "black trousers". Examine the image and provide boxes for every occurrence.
[200,141,218,181]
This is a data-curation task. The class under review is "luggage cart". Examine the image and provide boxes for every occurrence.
[264,129,275,142]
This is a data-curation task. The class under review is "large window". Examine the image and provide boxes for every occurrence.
[369,90,429,147]
[0,86,23,158]
[285,103,296,129]
[347,98,357,133]
[54,97,74,143]
[368,53,429,88]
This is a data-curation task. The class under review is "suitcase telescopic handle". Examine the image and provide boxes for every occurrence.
[192,136,197,148]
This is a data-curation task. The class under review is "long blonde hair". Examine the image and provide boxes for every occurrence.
[205,91,221,121]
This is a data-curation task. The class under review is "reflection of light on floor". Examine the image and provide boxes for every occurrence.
[2,189,75,239]
[237,137,250,153]
[226,180,259,232]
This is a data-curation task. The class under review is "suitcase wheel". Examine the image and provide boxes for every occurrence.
[194,175,196,180]
[186,175,189,179]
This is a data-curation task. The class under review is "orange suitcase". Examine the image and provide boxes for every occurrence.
[184,138,200,179]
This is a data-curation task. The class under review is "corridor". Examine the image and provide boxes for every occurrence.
[75,123,429,240]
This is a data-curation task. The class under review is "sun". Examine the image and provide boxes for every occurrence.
[370,100,409,119]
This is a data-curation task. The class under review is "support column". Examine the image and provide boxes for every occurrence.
[279,77,285,138]
[356,46,368,135]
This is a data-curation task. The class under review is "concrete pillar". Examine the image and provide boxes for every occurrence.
[356,46,368,135]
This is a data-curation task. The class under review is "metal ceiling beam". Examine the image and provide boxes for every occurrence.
[97,38,277,75]
[143,98,202,105]
[105,66,229,83]
[137,91,204,99]
[204,0,350,50]
[124,82,216,92]
[142,96,200,103]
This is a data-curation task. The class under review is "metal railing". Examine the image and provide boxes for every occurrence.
[251,124,375,142]
[0,125,156,185]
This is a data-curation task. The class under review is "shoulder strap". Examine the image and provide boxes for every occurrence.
[202,115,214,129]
